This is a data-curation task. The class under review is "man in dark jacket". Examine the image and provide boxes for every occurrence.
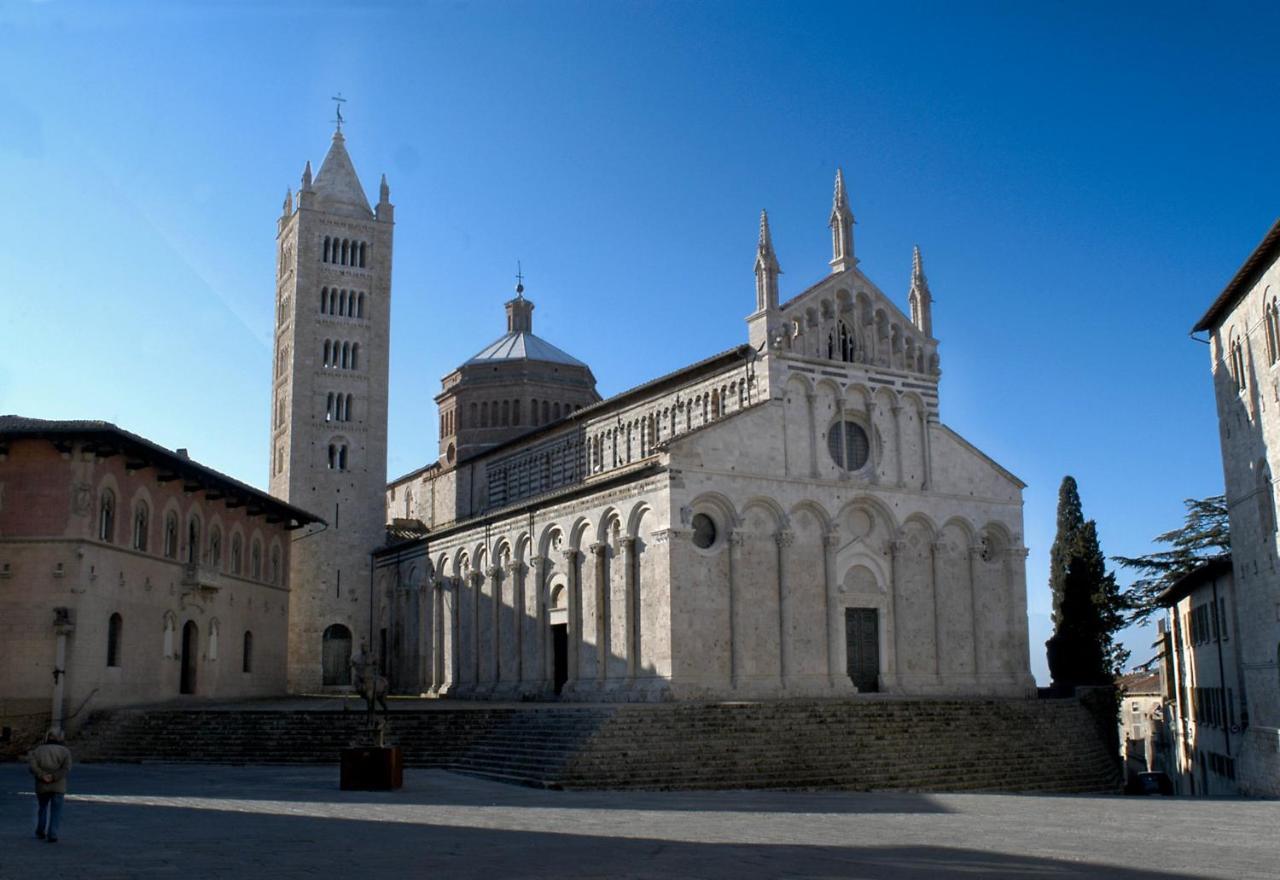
[28,729,72,843]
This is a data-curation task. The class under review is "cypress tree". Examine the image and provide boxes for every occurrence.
[1048,476,1084,627]
[1046,477,1129,688]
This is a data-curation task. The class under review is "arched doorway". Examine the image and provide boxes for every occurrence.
[180,621,198,695]
[549,583,568,696]
[322,623,353,686]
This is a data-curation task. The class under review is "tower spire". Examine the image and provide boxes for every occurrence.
[829,168,856,274]
[908,244,933,337]
[301,160,313,191]
[754,209,781,314]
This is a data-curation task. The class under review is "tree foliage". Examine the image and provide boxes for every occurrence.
[1046,476,1129,688]
[1113,495,1230,626]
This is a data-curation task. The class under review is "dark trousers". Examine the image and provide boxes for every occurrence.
[35,792,63,838]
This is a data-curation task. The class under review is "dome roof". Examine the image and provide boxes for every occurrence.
[464,331,587,368]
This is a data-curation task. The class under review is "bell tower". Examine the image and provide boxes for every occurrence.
[271,123,394,691]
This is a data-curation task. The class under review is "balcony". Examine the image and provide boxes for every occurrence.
[181,562,222,593]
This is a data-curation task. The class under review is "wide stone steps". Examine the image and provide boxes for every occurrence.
[71,698,1121,793]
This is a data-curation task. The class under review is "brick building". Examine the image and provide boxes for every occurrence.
[0,417,319,752]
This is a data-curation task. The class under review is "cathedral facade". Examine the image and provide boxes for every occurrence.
[278,131,1036,701]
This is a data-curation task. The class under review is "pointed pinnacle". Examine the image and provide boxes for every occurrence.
[912,244,924,280]
[758,209,773,250]
[834,168,847,209]
[302,160,313,188]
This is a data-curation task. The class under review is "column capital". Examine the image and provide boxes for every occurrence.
[589,541,609,558]
[889,539,907,558]
[621,536,638,551]
[531,555,551,571]
[727,529,745,548]
[505,560,527,576]
[486,565,503,579]
[561,548,582,563]
[822,528,842,548]
[775,529,795,548]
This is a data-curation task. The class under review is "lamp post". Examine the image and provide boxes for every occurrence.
[50,607,75,734]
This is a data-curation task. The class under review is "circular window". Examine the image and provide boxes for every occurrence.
[828,421,870,471]
[446,443,456,464]
[691,513,717,549]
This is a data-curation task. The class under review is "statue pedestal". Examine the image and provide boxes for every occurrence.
[340,746,403,791]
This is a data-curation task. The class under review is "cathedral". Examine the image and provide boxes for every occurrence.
[274,128,1037,701]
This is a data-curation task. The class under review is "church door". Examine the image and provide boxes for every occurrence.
[844,608,879,692]
[322,624,353,686]
[551,623,568,696]
[180,621,198,695]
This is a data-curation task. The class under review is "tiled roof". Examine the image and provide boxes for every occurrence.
[0,415,323,528]
[1116,670,1162,695]
[464,331,588,367]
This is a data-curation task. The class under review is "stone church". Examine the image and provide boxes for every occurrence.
[274,129,1037,701]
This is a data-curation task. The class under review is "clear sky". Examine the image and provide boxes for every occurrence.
[3,1,1276,684]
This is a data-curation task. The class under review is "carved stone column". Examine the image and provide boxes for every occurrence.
[968,544,982,684]
[507,560,527,692]
[930,539,946,681]
[866,399,880,485]
[823,528,842,686]
[429,578,444,695]
[622,536,638,683]
[891,401,905,488]
[589,541,609,686]
[920,407,933,490]
[887,539,905,691]
[531,555,552,694]
[836,394,850,481]
[1007,544,1034,690]
[563,548,583,692]
[470,570,485,690]
[487,565,503,691]
[805,392,819,479]
[727,529,743,689]
[775,529,794,687]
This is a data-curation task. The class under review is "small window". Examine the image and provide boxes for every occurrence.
[187,516,201,565]
[98,489,116,543]
[827,421,871,471]
[242,631,254,673]
[271,546,281,584]
[251,540,262,579]
[231,535,243,575]
[132,502,149,552]
[106,612,123,667]
[691,513,717,549]
[163,514,179,559]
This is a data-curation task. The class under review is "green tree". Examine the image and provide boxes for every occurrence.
[1045,476,1130,688]
[1113,495,1230,626]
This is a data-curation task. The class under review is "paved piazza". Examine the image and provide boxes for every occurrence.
[0,764,1275,879]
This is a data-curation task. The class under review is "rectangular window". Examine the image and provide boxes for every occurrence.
[1220,598,1229,640]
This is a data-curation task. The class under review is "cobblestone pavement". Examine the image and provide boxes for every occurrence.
[1,763,1275,879]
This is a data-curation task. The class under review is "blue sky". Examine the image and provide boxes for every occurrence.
[3,1,1276,684]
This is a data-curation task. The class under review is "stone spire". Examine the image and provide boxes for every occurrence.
[301,160,313,191]
[379,173,390,204]
[908,245,933,337]
[282,188,293,216]
[312,130,373,218]
[829,168,856,274]
[754,209,781,313]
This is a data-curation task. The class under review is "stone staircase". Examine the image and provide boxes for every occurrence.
[71,698,1120,793]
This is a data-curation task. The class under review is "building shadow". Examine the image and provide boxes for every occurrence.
[0,784,1217,880]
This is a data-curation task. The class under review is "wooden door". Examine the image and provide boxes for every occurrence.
[844,608,880,692]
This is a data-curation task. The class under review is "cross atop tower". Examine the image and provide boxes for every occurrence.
[515,260,525,297]
[331,92,347,132]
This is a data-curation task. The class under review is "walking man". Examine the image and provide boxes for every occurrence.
[28,729,72,843]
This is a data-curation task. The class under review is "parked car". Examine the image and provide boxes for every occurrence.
[1126,771,1174,796]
